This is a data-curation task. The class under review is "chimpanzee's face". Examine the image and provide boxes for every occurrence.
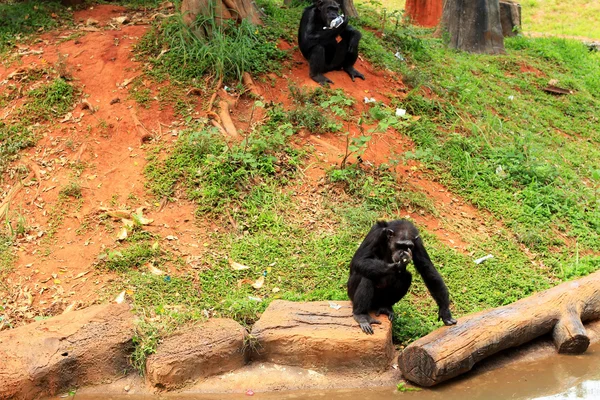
[317,0,342,26]
[385,229,414,265]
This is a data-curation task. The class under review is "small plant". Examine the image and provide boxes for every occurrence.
[59,181,82,199]
[397,382,421,392]
[98,242,162,272]
[130,321,160,375]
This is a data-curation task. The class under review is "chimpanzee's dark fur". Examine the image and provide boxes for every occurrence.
[347,220,457,334]
[298,0,364,85]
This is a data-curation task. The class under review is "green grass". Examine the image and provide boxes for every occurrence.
[521,0,600,39]
[354,0,600,39]
[0,0,72,52]
[0,76,76,179]
[0,234,15,278]
[134,13,288,84]
[127,1,600,362]
[1,0,597,372]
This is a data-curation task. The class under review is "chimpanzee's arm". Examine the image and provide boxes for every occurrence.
[412,237,457,325]
[351,257,396,280]
[300,8,347,43]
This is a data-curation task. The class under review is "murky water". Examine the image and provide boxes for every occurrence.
[61,343,600,400]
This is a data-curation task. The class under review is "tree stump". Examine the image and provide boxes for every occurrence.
[439,0,505,54]
[499,1,521,37]
[181,0,262,37]
[343,0,359,18]
[405,0,443,28]
[398,270,600,387]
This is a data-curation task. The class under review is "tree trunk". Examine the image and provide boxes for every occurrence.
[405,0,443,28]
[499,0,521,37]
[438,0,505,54]
[398,270,600,387]
[343,0,359,18]
[181,0,262,36]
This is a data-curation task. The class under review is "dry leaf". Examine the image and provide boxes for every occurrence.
[106,210,131,219]
[74,271,90,279]
[229,259,250,271]
[272,287,280,293]
[132,212,153,225]
[116,227,128,241]
[114,291,126,304]
[252,276,265,289]
[148,264,164,276]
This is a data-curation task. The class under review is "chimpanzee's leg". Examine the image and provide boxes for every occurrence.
[340,26,364,81]
[308,45,334,85]
[351,277,382,335]
[373,271,412,321]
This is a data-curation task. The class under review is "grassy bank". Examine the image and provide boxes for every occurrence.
[0,0,598,374]
[113,0,600,370]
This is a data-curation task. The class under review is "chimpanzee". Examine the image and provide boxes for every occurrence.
[347,219,457,334]
[298,0,365,85]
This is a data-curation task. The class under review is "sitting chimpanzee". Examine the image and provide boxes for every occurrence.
[298,0,365,85]
[347,219,457,334]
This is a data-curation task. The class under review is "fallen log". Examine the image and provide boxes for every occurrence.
[398,270,600,387]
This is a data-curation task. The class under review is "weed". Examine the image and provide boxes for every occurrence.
[397,382,421,392]
[0,1,72,52]
[288,104,340,134]
[135,14,287,84]
[59,181,82,199]
[21,78,75,122]
[130,320,160,375]
[98,242,163,272]
[0,233,15,281]
[0,123,35,179]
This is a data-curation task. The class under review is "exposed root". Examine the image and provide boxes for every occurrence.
[217,100,239,139]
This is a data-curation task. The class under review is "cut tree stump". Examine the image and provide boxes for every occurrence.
[439,0,505,54]
[398,270,600,387]
[405,0,443,28]
[499,1,521,37]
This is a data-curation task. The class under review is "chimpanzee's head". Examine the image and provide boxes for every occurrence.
[316,0,343,27]
[385,228,414,265]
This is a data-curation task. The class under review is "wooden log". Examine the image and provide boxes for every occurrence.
[499,1,521,37]
[398,270,600,387]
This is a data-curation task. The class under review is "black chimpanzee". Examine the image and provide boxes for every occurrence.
[347,219,457,334]
[298,0,365,85]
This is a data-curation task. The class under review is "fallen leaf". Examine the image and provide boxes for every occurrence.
[106,210,131,219]
[148,264,164,276]
[74,271,90,279]
[115,291,126,304]
[131,212,153,226]
[252,276,265,289]
[116,227,128,241]
[229,259,250,271]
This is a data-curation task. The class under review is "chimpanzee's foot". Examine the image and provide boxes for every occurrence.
[438,308,457,326]
[343,66,365,82]
[311,74,333,85]
[376,307,394,321]
[353,313,382,335]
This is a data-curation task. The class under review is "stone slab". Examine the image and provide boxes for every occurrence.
[250,300,393,370]
[145,318,248,390]
[0,303,134,400]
